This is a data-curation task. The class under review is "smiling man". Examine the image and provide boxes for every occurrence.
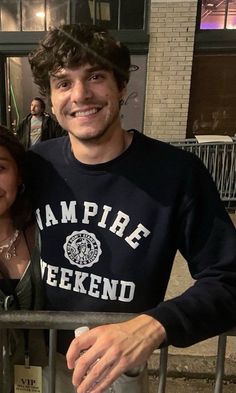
[49,64,131,164]
[26,24,236,393]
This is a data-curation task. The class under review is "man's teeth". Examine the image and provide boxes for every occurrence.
[73,108,100,117]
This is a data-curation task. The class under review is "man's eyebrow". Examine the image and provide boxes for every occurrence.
[86,66,107,72]
[50,73,67,81]
[0,157,9,162]
[50,66,108,80]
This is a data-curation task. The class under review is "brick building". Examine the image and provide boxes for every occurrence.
[145,0,197,140]
[0,1,235,140]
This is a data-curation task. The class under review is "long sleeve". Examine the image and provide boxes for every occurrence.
[146,156,236,347]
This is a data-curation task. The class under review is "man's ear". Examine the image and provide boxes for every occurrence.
[119,82,127,105]
[51,106,55,115]
[119,82,127,108]
[121,82,127,97]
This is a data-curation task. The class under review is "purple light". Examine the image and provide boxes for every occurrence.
[200,21,224,29]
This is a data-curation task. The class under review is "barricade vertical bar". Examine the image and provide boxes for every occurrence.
[0,328,9,393]
[157,347,168,393]
[213,334,227,393]
[48,329,57,393]
[0,328,3,393]
[169,138,236,205]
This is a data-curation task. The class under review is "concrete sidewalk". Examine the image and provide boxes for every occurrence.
[147,213,236,385]
[149,376,236,393]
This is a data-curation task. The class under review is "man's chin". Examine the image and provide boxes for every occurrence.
[69,128,108,142]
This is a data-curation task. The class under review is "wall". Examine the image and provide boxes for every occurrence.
[121,55,147,131]
[144,0,198,140]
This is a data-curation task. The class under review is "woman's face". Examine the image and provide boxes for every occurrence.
[0,146,21,219]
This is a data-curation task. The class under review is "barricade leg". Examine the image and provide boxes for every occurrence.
[1,328,10,393]
[157,347,168,393]
[48,329,57,393]
[0,328,3,393]
[213,334,227,393]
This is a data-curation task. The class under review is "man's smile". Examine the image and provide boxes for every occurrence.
[70,106,103,117]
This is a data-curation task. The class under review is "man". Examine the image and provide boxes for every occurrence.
[16,96,66,149]
[27,24,236,393]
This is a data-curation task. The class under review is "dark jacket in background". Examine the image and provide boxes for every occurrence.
[16,113,67,149]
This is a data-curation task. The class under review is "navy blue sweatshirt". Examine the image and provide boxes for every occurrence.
[27,130,236,352]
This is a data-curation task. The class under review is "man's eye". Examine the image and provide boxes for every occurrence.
[57,81,70,89]
[89,73,104,81]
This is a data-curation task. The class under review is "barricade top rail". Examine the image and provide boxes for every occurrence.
[0,310,137,330]
[163,137,236,146]
[161,136,236,204]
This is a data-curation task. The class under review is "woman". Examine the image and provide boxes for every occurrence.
[0,125,46,393]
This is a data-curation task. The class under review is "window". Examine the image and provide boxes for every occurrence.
[46,0,70,29]
[0,0,21,31]
[200,0,236,30]
[120,0,145,29]
[187,54,236,138]
[88,0,119,29]
[0,0,147,31]
[22,0,45,31]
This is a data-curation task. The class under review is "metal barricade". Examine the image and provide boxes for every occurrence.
[0,310,167,393]
[169,138,236,205]
[0,308,235,393]
[213,327,236,393]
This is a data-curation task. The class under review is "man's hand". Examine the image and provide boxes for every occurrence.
[66,314,166,393]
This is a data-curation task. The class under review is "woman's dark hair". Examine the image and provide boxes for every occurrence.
[29,23,131,96]
[0,125,32,229]
[32,96,46,112]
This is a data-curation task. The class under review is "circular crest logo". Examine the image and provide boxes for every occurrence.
[63,230,102,268]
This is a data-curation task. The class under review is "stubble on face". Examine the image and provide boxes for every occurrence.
[69,103,121,144]
[50,65,125,145]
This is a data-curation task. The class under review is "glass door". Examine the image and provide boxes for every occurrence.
[5,56,43,133]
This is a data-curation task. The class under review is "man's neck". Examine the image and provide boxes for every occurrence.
[70,128,133,165]
[31,114,42,119]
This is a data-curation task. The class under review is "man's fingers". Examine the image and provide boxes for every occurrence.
[74,355,120,393]
[69,317,166,392]
[71,340,112,387]
[67,331,96,369]
[66,337,83,369]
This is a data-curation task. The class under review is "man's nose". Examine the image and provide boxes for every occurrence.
[70,80,92,102]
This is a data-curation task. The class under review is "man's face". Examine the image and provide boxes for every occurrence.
[50,64,126,143]
[30,100,44,116]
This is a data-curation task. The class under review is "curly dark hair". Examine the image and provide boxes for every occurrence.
[0,125,32,230]
[29,23,131,96]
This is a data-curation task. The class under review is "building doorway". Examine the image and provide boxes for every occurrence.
[4,56,43,132]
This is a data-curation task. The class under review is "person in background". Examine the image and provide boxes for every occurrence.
[0,125,46,393]
[16,96,66,149]
[192,112,212,135]
[27,24,236,393]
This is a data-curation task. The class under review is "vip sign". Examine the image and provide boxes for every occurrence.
[14,365,42,393]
